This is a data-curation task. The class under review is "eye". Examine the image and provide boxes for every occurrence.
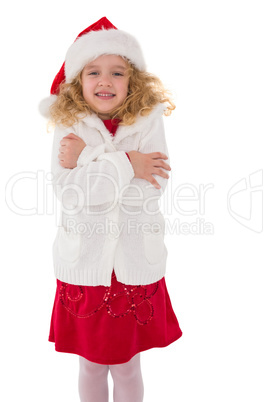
[88,71,99,76]
[113,72,124,77]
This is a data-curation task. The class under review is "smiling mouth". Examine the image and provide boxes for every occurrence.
[95,93,115,98]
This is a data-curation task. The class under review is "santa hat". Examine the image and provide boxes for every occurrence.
[39,17,146,117]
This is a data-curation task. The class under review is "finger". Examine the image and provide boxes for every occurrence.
[60,139,73,147]
[146,175,161,189]
[58,157,67,166]
[59,159,72,168]
[60,134,77,146]
[59,145,72,156]
[153,159,171,170]
[149,152,168,160]
[63,133,79,140]
[150,177,161,189]
[153,168,170,179]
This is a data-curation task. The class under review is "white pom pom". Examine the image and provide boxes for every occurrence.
[38,95,57,118]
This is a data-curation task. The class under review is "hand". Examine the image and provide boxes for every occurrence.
[127,151,171,189]
[58,133,86,168]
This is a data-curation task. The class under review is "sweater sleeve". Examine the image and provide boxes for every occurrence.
[51,126,135,207]
[118,115,170,207]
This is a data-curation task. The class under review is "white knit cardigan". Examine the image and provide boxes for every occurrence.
[51,103,170,286]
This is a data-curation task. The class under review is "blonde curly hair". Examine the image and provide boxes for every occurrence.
[49,60,175,127]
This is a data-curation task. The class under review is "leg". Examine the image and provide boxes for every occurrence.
[109,353,144,402]
[78,356,109,402]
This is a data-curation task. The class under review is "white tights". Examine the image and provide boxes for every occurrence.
[78,353,144,402]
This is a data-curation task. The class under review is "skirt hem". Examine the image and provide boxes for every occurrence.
[48,331,182,365]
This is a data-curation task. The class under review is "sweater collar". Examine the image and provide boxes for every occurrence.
[80,103,166,145]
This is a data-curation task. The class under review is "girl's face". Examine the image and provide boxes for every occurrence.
[81,54,129,120]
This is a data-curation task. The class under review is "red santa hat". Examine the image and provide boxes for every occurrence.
[39,17,146,117]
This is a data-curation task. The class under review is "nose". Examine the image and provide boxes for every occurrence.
[98,73,112,87]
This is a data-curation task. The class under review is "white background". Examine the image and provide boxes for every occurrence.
[1,1,267,401]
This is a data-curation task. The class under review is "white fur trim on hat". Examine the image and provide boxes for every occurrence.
[65,28,146,82]
[38,94,57,118]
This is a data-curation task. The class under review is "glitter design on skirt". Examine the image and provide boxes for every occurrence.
[59,271,159,325]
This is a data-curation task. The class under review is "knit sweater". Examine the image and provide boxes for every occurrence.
[51,103,170,286]
[102,119,131,161]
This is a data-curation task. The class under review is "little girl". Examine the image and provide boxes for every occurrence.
[41,17,182,402]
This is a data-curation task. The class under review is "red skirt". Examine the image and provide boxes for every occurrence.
[49,271,182,365]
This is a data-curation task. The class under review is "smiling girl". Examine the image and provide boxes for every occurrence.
[81,55,129,119]
[41,17,182,402]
